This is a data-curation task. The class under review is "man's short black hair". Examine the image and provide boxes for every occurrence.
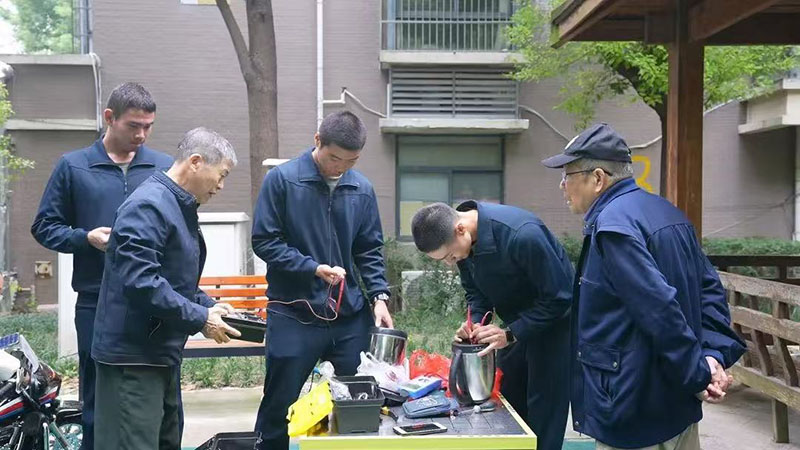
[106,82,156,119]
[411,203,458,253]
[318,111,367,151]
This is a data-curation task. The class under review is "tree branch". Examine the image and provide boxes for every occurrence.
[216,0,256,82]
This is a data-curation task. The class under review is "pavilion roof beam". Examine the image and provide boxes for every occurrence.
[553,0,623,47]
[689,0,782,42]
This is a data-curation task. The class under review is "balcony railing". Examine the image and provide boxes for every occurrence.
[382,0,516,52]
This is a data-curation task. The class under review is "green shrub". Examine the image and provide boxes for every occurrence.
[558,234,583,265]
[702,237,800,256]
[383,238,418,309]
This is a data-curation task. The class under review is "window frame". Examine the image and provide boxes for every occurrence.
[394,135,505,239]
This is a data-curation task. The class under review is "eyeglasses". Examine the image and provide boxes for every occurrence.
[561,168,613,184]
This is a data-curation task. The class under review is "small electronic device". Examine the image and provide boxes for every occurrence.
[392,422,447,436]
[397,376,443,399]
[402,392,456,418]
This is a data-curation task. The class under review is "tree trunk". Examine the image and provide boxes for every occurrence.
[653,98,668,197]
[659,113,668,197]
[246,82,278,204]
[216,0,280,205]
[244,0,279,204]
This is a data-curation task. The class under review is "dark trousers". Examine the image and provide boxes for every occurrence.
[80,295,184,449]
[498,336,529,420]
[94,363,182,450]
[499,315,571,450]
[74,295,97,450]
[254,307,372,450]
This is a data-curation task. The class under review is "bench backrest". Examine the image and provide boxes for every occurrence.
[199,275,268,317]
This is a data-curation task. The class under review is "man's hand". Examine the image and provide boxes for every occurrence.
[88,227,112,252]
[373,300,394,328]
[471,324,509,357]
[215,302,236,315]
[454,320,477,343]
[697,356,733,403]
[201,305,241,344]
[315,264,346,284]
[707,356,733,393]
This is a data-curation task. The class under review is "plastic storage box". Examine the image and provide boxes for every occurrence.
[194,432,261,449]
[332,376,385,434]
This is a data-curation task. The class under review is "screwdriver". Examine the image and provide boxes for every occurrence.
[380,406,399,421]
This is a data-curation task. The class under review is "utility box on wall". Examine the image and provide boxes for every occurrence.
[198,212,250,277]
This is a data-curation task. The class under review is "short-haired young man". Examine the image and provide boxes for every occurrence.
[31,82,172,450]
[252,111,393,449]
[411,200,573,450]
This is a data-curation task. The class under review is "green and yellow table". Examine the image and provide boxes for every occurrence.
[297,395,537,449]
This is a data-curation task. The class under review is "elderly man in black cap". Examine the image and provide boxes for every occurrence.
[541,123,745,450]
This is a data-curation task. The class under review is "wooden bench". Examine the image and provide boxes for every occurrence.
[183,275,268,358]
[719,271,800,444]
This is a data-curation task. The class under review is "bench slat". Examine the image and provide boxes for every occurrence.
[199,275,266,286]
[203,288,266,298]
[221,300,268,309]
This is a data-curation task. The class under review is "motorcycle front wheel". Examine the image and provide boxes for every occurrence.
[49,416,82,450]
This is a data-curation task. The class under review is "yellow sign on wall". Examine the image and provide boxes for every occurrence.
[632,155,654,193]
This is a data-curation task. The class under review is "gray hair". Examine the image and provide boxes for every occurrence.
[570,158,633,185]
[411,203,459,253]
[176,127,237,166]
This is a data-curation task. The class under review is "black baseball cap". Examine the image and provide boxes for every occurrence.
[542,123,632,168]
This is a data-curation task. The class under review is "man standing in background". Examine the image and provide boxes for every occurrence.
[31,83,172,450]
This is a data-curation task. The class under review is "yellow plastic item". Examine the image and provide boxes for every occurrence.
[287,380,333,437]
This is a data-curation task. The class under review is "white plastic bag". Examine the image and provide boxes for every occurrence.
[356,351,409,393]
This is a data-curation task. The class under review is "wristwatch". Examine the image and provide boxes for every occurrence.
[504,328,517,345]
[372,293,390,305]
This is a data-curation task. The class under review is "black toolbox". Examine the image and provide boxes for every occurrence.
[195,432,261,449]
[332,376,385,434]
[222,313,267,343]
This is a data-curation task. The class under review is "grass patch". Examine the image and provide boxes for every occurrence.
[181,356,265,389]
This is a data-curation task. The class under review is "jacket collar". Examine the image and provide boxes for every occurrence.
[297,148,360,188]
[583,178,639,235]
[457,200,497,256]
[153,170,198,212]
[87,136,161,168]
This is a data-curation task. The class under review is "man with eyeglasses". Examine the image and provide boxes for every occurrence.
[542,123,745,450]
[409,200,573,450]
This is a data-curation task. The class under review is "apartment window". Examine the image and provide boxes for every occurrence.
[382,0,516,51]
[397,136,503,237]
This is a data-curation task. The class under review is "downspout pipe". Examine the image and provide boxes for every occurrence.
[316,0,324,128]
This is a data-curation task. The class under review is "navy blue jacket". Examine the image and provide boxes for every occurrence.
[31,139,173,299]
[252,149,389,322]
[92,171,216,367]
[571,178,745,447]
[456,202,573,341]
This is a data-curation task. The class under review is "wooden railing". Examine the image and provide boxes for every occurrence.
[709,255,800,285]
[719,271,800,443]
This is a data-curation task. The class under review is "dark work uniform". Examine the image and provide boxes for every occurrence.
[456,201,573,450]
[31,139,172,450]
[251,149,390,450]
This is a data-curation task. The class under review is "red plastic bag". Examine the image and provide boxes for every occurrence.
[408,349,504,398]
[409,349,452,388]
